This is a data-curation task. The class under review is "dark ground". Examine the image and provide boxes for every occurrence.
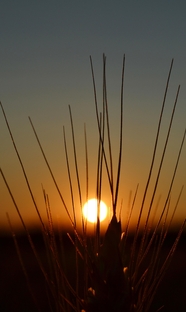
[0,230,185,312]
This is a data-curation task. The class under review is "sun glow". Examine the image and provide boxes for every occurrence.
[82,199,108,223]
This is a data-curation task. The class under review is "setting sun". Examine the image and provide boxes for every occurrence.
[82,199,108,223]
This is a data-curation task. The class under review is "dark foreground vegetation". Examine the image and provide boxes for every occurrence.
[1,230,185,312]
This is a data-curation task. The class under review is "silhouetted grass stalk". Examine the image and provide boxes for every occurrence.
[0,55,185,311]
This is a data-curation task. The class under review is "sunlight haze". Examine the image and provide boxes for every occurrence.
[0,1,186,233]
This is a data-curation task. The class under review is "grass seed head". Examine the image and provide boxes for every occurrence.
[0,56,185,312]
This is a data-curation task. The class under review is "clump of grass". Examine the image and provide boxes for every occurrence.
[0,55,185,312]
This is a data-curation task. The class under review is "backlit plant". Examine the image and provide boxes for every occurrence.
[1,55,185,311]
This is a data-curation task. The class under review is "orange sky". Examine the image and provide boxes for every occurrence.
[0,2,186,234]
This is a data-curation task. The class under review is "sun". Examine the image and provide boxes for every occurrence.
[82,198,108,223]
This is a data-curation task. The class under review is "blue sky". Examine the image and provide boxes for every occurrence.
[0,1,186,231]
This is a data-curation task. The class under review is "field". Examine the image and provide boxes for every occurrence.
[1,230,185,312]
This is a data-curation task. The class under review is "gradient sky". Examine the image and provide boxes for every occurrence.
[0,1,186,232]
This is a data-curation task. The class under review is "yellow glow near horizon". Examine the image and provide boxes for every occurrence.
[82,199,108,223]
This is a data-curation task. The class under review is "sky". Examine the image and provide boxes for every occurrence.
[0,1,186,233]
